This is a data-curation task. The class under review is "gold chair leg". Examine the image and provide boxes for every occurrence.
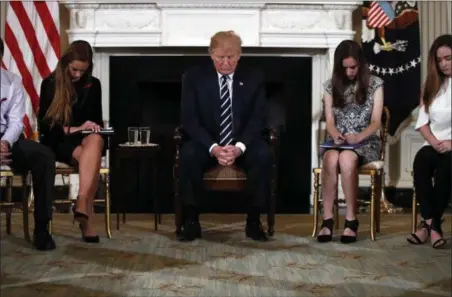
[22,175,31,242]
[104,174,112,238]
[370,174,376,241]
[334,199,339,230]
[6,177,12,235]
[311,172,320,237]
[375,174,382,233]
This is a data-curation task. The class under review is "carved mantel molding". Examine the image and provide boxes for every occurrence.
[63,1,360,48]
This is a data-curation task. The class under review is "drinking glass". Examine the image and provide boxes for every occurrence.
[139,127,151,145]
[128,127,139,144]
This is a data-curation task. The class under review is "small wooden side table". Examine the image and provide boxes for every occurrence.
[114,144,161,230]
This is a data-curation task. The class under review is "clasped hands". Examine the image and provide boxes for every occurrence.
[211,145,242,166]
[332,132,362,145]
[0,140,12,166]
[432,140,451,154]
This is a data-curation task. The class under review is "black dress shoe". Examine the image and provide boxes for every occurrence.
[33,229,56,251]
[178,220,202,242]
[245,221,269,242]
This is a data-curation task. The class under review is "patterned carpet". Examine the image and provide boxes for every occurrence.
[0,213,450,297]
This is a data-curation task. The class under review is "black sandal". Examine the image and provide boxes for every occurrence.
[407,220,430,245]
[431,218,446,249]
[340,219,359,244]
[317,218,334,243]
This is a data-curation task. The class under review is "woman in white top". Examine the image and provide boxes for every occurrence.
[407,34,451,249]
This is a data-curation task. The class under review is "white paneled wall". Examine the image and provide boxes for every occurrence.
[419,1,452,82]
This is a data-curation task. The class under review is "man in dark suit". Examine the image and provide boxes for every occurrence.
[179,30,272,242]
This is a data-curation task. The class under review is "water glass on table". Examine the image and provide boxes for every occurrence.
[139,127,151,145]
[128,127,139,145]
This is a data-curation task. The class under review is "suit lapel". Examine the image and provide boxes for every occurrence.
[207,70,221,129]
[232,69,243,133]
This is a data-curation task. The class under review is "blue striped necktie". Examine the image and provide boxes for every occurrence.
[219,75,233,146]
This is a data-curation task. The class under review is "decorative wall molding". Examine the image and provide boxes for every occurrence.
[63,1,359,48]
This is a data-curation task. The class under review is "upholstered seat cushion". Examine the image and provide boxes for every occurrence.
[0,165,12,171]
[203,165,247,180]
[359,160,384,170]
[55,162,72,168]
[55,157,107,169]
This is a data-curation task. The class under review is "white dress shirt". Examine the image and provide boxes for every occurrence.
[415,77,451,146]
[0,69,25,146]
[209,72,246,154]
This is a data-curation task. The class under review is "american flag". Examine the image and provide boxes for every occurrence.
[367,1,396,28]
[1,1,60,139]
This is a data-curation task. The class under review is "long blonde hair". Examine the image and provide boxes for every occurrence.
[45,41,93,127]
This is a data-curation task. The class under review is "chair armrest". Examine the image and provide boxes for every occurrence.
[174,126,185,145]
[174,126,279,148]
[266,127,278,148]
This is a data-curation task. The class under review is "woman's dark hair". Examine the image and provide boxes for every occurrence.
[45,40,93,126]
[331,40,369,107]
[69,39,94,77]
[422,34,452,113]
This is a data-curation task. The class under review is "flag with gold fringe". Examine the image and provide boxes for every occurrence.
[361,1,421,141]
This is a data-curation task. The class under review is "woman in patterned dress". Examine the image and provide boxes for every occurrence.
[317,40,384,244]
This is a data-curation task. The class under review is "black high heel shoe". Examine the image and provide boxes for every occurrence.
[72,205,88,224]
[317,218,334,243]
[340,219,359,244]
[78,223,100,243]
[431,218,446,249]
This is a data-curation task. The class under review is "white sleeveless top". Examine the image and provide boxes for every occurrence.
[415,77,451,146]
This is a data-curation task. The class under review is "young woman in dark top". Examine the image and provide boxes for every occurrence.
[38,40,103,243]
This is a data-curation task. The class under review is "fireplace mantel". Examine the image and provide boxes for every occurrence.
[63,1,359,49]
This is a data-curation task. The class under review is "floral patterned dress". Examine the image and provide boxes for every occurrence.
[322,75,384,165]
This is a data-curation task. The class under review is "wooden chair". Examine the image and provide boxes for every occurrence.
[172,126,279,236]
[311,106,390,241]
[0,166,30,241]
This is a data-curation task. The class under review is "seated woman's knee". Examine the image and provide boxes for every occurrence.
[338,151,358,172]
[322,150,339,171]
[83,133,104,149]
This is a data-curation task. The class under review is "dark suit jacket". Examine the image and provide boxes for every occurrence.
[37,73,103,149]
[181,63,267,151]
